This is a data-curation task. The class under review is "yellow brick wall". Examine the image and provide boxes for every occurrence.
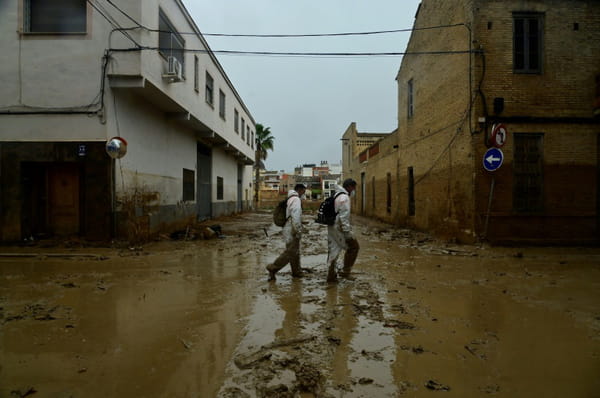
[350,0,600,243]
[395,0,478,242]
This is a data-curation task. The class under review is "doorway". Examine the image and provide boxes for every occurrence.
[22,162,81,237]
[196,143,212,220]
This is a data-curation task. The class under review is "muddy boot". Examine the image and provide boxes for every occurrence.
[326,262,337,283]
[338,271,355,281]
[290,258,302,278]
[266,264,277,281]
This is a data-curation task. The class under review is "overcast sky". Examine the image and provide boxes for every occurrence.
[184,0,422,172]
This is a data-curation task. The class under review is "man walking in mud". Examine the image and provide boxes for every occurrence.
[267,183,306,281]
[327,178,360,282]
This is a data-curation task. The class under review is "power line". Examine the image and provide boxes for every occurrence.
[91,2,466,39]
[112,47,473,58]
[86,0,141,47]
[201,24,467,38]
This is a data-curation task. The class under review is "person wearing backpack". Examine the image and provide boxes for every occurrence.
[267,184,307,281]
[327,178,360,282]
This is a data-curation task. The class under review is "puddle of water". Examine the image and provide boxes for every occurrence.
[0,246,262,398]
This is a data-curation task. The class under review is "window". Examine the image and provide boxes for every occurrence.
[372,176,376,209]
[193,56,199,92]
[251,131,254,149]
[386,173,392,213]
[205,72,214,106]
[408,167,415,216]
[219,89,226,119]
[247,126,250,145]
[407,79,414,118]
[513,133,544,213]
[234,109,239,133]
[182,169,194,201]
[159,10,185,72]
[217,176,224,200]
[24,0,87,33]
[241,118,245,140]
[513,12,543,74]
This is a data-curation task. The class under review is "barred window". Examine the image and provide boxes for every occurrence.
[513,133,544,212]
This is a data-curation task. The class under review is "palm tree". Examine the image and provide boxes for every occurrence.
[254,123,274,204]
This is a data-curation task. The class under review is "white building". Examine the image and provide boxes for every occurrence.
[0,0,255,241]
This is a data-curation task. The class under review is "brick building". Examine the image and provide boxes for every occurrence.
[343,0,600,244]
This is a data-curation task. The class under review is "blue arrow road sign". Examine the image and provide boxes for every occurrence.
[483,147,504,171]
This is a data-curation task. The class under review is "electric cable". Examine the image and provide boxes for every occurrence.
[110,47,474,58]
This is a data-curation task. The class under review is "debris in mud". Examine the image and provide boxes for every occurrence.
[480,384,501,394]
[294,363,322,393]
[390,304,406,313]
[401,345,425,354]
[265,335,316,350]
[425,379,450,391]
[327,336,341,345]
[180,338,193,350]
[234,335,316,369]
[234,351,273,370]
[10,387,37,397]
[4,303,70,323]
[383,319,415,329]
[361,349,384,361]
[358,377,374,384]
[262,384,293,398]
[220,387,250,398]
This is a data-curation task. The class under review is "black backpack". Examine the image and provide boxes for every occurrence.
[273,196,295,227]
[315,192,343,225]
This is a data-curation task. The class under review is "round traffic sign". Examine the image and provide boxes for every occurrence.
[483,147,504,172]
[491,123,508,148]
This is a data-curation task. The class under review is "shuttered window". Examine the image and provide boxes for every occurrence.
[513,13,543,74]
[25,0,87,33]
[513,134,544,213]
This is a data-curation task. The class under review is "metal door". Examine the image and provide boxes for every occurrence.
[196,143,212,220]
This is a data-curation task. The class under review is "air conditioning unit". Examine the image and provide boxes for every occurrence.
[163,56,183,83]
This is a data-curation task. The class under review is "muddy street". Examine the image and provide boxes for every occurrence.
[1,211,599,397]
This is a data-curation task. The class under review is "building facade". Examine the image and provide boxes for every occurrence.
[343,0,600,244]
[0,0,256,241]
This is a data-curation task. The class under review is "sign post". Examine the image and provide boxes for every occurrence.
[482,147,504,239]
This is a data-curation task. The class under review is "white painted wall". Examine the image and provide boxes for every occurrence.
[0,0,256,213]
[212,148,239,202]
[111,91,197,205]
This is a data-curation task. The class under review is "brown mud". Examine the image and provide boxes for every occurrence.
[1,211,599,397]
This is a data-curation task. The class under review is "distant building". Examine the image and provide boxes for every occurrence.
[343,0,600,244]
[321,175,342,198]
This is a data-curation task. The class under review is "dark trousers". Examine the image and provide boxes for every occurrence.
[269,236,301,276]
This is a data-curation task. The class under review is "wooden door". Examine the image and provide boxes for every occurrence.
[47,164,80,236]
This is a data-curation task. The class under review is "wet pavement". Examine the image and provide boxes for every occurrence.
[1,211,599,397]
